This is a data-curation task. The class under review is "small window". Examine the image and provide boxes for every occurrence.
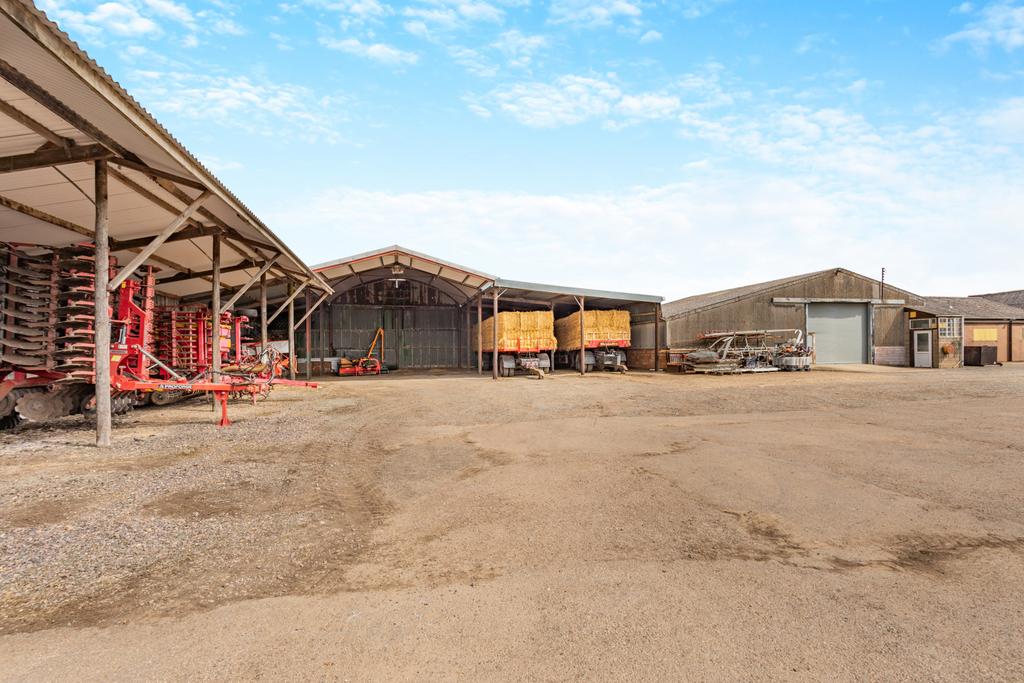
[910,318,931,329]
[938,317,962,338]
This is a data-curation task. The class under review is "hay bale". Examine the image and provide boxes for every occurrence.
[555,310,631,351]
[473,311,556,352]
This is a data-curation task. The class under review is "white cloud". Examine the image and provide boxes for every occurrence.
[40,1,161,38]
[942,1,1024,52]
[979,96,1024,142]
[795,32,830,55]
[295,0,393,22]
[267,164,1024,300]
[401,0,504,33]
[614,93,680,120]
[480,65,736,128]
[210,18,246,36]
[549,0,642,28]
[679,0,732,19]
[130,70,349,144]
[639,29,662,44]
[142,0,194,27]
[845,78,869,94]
[320,36,420,65]
[448,45,498,77]
[40,0,247,44]
[199,155,244,173]
[492,30,547,68]
[486,75,623,127]
[952,2,975,13]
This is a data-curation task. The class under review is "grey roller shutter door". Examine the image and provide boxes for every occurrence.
[807,303,868,364]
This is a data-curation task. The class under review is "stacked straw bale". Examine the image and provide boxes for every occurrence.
[555,310,631,351]
[473,311,556,352]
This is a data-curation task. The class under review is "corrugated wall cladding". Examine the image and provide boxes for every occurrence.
[630,321,665,349]
[668,301,805,346]
[665,269,921,352]
[872,306,905,346]
[292,304,464,368]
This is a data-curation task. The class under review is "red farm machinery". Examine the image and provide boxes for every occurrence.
[1,242,315,429]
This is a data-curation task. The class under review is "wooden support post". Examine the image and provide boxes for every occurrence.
[653,303,661,372]
[319,299,327,375]
[287,282,296,381]
[477,294,483,375]
[549,302,556,375]
[93,160,112,448]
[211,234,221,382]
[259,272,268,352]
[578,296,586,376]
[465,304,471,370]
[492,289,499,380]
[304,290,312,380]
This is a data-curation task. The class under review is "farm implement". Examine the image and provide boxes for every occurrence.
[1,242,315,429]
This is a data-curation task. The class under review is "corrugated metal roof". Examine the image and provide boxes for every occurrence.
[663,267,917,319]
[921,296,1024,320]
[314,245,494,302]
[487,278,662,307]
[0,1,330,298]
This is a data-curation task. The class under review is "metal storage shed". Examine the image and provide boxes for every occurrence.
[663,268,923,366]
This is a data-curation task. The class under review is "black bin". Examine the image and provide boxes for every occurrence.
[964,346,998,366]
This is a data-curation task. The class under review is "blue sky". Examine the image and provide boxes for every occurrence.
[39,0,1024,298]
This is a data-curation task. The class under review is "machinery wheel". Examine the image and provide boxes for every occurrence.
[15,386,78,422]
[80,390,135,417]
[585,364,594,373]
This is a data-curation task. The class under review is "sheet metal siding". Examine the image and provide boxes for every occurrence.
[329,305,461,368]
[400,307,460,368]
[630,321,666,348]
[666,270,919,348]
[872,306,905,347]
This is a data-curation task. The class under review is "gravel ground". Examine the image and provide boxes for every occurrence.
[1,365,1023,680]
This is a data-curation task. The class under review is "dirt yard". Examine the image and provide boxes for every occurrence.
[1,365,1023,680]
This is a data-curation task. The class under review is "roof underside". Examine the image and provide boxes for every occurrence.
[314,246,494,303]
[0,2,329,299]
[921,296,1024,320]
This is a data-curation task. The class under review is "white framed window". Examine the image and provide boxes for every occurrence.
[938,317,962,339]
[910,318,931,330]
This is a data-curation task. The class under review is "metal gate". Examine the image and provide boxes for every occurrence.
[806,303,868,364]
[331,305,461,368]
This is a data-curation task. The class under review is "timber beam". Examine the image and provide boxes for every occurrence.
[0,143,110,173]
[157,260,257,285]
[113,224,221,251]
[108,191,210,290]
[0,98,75,149]
[0,57,131,158]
